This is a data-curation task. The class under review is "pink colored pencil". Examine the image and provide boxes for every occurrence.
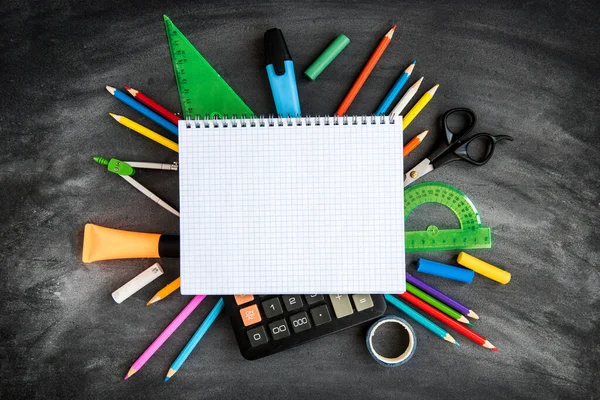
[125,295,207,379]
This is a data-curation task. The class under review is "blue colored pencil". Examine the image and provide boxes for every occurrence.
[384,294,459,346]
[374,61,416,116]
[106,86,178,136]
[165,298,224,381]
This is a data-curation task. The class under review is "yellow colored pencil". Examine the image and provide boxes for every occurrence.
[147,277,181,305]
[109,113,179,153]
[402,84,439,130]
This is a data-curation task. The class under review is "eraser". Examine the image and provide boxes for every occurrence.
[457,252,511,284]
[112,263,164,304]
[304,34,350,80]
[417,259,475,283]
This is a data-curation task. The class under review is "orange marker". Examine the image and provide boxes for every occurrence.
[403,130,428,157]
[335,26,396,116]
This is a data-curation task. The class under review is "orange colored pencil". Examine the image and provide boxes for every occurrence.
[147,277,181,305]
[124,86,181,126]
[398,292,498,351]
[403,130,428,157]
[335,26,396,116]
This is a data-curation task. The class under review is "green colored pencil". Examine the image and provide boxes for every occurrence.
[406,282,472,325]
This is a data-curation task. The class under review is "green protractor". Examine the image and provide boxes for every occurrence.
[163,15,254,118]
[404,182,492,252]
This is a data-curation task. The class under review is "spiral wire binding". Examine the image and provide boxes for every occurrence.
[185,114,395,128]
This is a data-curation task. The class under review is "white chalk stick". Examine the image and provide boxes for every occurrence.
[112,263,164,304]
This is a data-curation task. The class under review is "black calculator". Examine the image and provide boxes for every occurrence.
[224,294,387,360]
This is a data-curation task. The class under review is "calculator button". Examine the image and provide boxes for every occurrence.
[352,294,374,312]
[268,319,290,340]
[289,311,312,333]
[310,305,332,326]
[262,298,284,318]
[305,294,324,305]
[329,294,354,318]
[239,304,261,327]
[281,295,303,312]
[246,326,269,347]
[234,295,254,305]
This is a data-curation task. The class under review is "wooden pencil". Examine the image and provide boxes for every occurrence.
[147,277,181,305]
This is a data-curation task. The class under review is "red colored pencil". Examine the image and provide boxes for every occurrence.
[124,86,181,125]
[335,26,396,116]
[398,292,498,351]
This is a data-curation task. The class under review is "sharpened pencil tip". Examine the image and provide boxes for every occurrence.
[109,113,120,121]
[468,322,475,327]
[391,24,397,30]
[105,85,116,95]
[164,376,170,382]
[416,130,429,141]
[455,341,460,346]
[412,60,416,64]
[146,295,161,306]
[468,311,480,320]
[492,347,499,352]
[124,368,136,380]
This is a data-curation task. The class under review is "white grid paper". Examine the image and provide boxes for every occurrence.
[179,117,405,294]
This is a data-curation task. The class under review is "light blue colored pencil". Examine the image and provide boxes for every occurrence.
[106,86,178,135]
[374,60,416,115]
[165,298,224,381]
[384,294,459,346]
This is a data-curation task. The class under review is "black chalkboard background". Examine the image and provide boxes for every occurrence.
[1,0,599,398]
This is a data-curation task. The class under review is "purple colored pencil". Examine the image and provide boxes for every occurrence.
[406,273,479,319]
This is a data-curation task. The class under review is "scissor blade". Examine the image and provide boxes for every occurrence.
[404,158,434,187]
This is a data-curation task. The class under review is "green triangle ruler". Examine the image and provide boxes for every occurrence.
[164,15,254,118]
[404,182,492,252]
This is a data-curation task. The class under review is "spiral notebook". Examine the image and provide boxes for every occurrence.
[179,115,405,295]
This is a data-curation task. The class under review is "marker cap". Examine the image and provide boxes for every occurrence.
[417,258,475,283]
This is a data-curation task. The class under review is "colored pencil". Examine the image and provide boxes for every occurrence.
[384,294,458,346]
[402,84,439,130]
[110,114,179,153]
[165,298,224,381]
[406,273,479,319]
[375,60,415,115]
[403,130,428,157]
[124,86,182,126]
[389,76,423,118]
[147,277,181,305]
[406,282,471,325]
[125,295,207,379]
[398,292,498,351]
[335,26,396,116]
[106,86,178,135]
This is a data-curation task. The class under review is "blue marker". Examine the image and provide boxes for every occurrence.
[374,60,416,116]
[264,28,301,117]
[106,86,179,136]
[165,298,224,381]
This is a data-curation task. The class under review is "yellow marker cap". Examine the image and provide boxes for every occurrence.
[456,252,511,284]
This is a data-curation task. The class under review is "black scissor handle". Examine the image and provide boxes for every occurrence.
[442,108,477,144]
[453,133,514,166]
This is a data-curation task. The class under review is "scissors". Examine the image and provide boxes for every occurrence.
[404,108,513,187]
